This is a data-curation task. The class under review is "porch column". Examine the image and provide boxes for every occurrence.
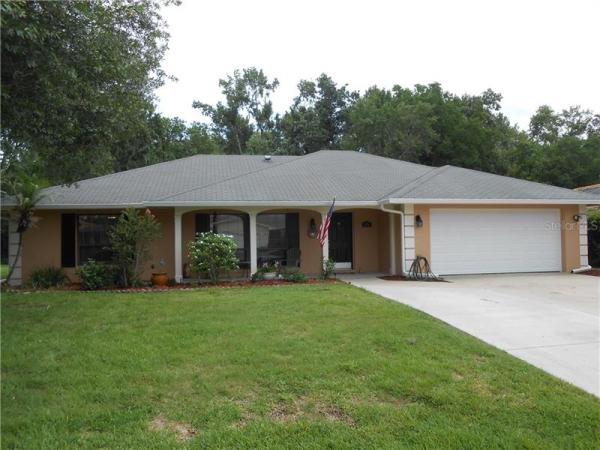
[249,211,258,274]
[321,211,330,265]
[389,213,396,275]
[174,209,183,282]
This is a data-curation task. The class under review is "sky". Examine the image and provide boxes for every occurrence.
[155,0,600,130]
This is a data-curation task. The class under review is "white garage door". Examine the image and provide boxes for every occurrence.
[430,208,562,275]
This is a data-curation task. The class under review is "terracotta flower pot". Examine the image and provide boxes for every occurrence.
[151,272,168,287]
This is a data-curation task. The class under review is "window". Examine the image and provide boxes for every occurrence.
[77,215,117,263]
[257,213,299,266]
[196,213,249,266]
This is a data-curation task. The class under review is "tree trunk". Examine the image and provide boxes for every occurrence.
[6,232,22,284]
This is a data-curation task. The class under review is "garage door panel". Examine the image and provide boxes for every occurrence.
[430,209,561,275]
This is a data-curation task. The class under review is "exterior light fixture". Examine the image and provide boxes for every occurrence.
[308,218,317,238]
[415,215,424,227]
[573,214,581,222]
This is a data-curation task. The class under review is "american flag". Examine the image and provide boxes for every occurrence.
[317,198,336,247]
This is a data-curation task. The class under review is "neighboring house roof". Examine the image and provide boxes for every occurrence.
[3,150,599,208]
[575,184,600,197]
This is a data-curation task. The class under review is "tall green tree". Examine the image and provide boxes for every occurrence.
[1,0,175,184]
[193,68,280,154]
[342,86,436,162]
[506,106,600,188]
[345,83,515,173]
[280,74,358,153]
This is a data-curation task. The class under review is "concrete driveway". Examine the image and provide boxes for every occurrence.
[340,273,600,396]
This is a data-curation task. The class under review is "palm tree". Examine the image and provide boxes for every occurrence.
[3,173,43,284]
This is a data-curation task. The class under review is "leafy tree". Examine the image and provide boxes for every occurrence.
[345,83,515,173]
[281,74,358,153]
[144,117,222,165]
[188,232,239,284]
[108,208,162,287]
[506,106,600,188]
[1,0,175,184]
[2,171,43,284]
[343,86,436,162]
[193,68,280,154]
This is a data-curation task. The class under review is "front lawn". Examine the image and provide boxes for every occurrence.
[2,284,598,448]
[0,263,8,280]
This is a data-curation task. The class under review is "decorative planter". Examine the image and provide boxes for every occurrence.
[151,272,168,287]
[263,272,277,280]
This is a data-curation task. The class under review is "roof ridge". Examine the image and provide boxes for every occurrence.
[379,165,450,200]
[154,152,313,202]
[445,164,595,195]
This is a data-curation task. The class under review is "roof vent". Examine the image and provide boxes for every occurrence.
[264,155,272,162]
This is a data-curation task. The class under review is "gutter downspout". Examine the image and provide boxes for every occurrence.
[380,204,407,276]
[571,265,592,274]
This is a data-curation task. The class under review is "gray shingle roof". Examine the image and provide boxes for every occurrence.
[387,165,600,201]
[576,185,600,197]
[5,150,598,208]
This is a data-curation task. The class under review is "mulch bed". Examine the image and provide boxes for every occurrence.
[3,278,339,293]
[581,269,600,277]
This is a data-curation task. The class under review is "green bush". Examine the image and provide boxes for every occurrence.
[188,232,239,284]
[320,257,336,280]
[284,270,307,283]
[77,259,116,290]
[108,208,161,287]
[588,209,600,267]
[29,266,68,289]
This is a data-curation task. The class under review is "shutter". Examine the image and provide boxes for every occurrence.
[61,214,77,267]
[286,213,300,249]
[195,213,210,235]
[242,214,250,263]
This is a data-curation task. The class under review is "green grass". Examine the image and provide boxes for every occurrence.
[2,284,598,449]
[0,264,8,279]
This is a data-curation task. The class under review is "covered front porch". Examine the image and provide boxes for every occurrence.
[171,205,416,281]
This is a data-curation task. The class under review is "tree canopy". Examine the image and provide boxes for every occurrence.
[1,1,597,189]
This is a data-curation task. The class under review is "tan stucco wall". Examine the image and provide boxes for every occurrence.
[176,207,393,277]
[413,204,582,272]
[181,209,325,277]
[22,210,64,281]
[21,209,174,283]
[21,206,399,284]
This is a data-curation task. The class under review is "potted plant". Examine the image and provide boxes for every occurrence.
[151,258,168,287]
[261,261,278,280]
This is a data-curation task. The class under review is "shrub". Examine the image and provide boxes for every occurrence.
[320,257,336,280]
[284,270,307,283]
[108,208,161,287]
[77,259,116,290]
[188,232,239,284]
[588,209,600,267]
[29,266,68,289]
[251,271,264,282]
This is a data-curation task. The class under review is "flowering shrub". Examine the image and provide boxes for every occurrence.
[108,208,161,287]
[188,232,239,284]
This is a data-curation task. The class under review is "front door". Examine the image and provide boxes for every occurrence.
[329,212,353,269]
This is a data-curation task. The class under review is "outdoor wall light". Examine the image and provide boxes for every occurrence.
[415,215,424,227]
[573,214,582,222]
[362,220,372,228]
[308,218,317,238]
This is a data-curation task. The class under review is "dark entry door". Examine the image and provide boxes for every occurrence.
[329,212,353,267]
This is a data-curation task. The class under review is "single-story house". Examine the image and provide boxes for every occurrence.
[4,150,599,286]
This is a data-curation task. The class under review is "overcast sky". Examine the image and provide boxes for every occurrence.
[155,0,600,130]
